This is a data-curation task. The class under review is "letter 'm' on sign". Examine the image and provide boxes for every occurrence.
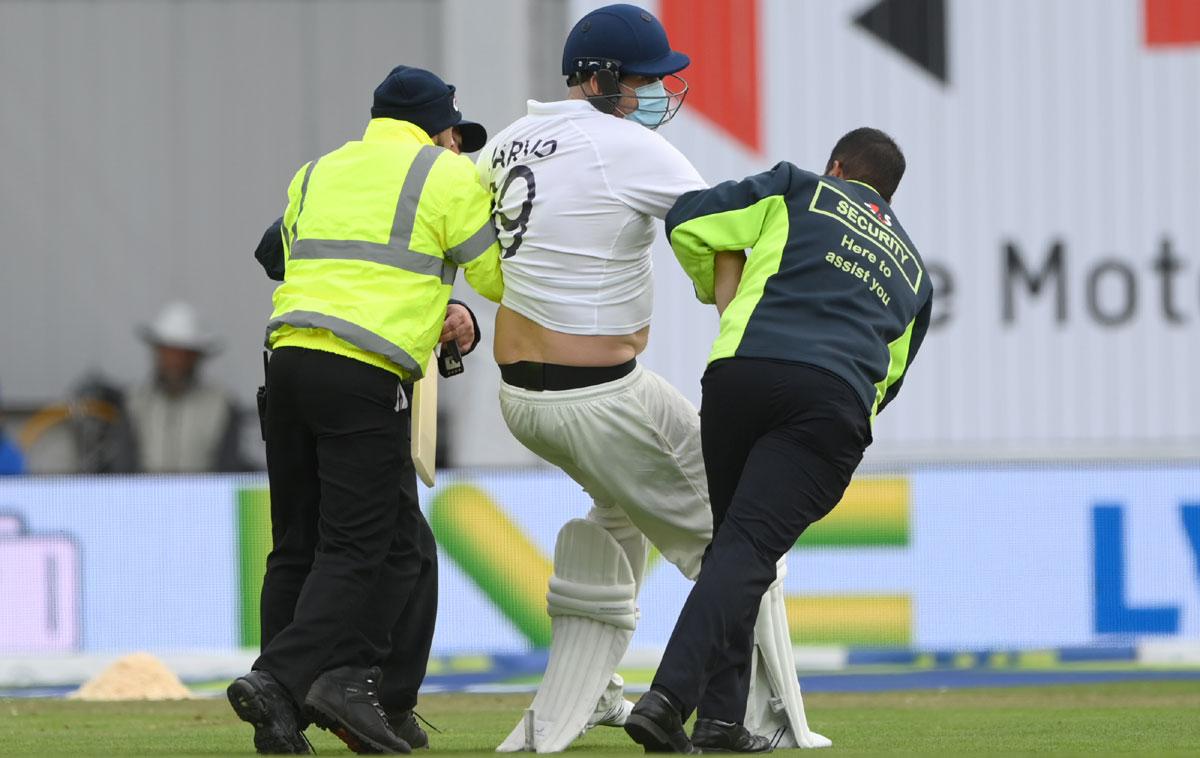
[1003,240,1067,323]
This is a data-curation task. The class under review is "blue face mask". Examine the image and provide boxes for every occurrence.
[627,79,668,129]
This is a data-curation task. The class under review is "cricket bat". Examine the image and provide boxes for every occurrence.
[411,351,438,487]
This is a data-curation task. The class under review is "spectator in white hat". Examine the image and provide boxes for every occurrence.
[126,301,247,473]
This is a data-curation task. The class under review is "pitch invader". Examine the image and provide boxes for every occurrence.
[477,3,828,753]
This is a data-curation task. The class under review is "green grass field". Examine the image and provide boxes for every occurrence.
[3,682,1199,756]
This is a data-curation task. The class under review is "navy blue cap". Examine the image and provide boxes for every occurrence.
[562,3,689,78]
[371,65,487,153]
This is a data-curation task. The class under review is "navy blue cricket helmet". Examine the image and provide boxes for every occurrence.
[561,3,690,79]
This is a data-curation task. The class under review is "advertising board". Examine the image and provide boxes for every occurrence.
[3,467,1197,655]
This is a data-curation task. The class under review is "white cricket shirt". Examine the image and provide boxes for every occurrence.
[477,99,707,335]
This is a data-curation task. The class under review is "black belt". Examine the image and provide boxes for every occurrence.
[500,359,636,391]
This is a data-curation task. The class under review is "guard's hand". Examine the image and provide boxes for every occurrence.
[441,303,476,353]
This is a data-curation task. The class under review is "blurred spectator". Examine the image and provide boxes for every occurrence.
[69,375,138,473]
[126,302,249,473]
[16,374,136,474]
[0,384,25,475]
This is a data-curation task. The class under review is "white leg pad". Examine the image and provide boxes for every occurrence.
[586,504,651,594]
[745,558,832,749]
[496,519,638,753]
[580,512,646,732]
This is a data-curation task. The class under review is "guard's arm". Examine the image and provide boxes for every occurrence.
[279,161,310,257]
[713,251,746,315]
[876,295,933,414]
[439,156,504,303]
[255,162,311,280]
[253,218,286,281]
[666,163,793,304]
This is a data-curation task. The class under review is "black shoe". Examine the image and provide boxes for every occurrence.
[691,719,773,753]
[383,709,429,749]
[227,670,312,754]
[624,690,697,754]
[305,665,411,754]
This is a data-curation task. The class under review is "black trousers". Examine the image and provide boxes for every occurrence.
[652,358,871,723]
[255,347,437,710]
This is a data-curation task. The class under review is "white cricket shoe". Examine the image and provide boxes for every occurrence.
[586,696,633,728]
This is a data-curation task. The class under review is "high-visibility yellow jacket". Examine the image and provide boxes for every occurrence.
[266,118,503,378]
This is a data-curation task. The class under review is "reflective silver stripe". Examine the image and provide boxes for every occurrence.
[391,146,442,249]
[441,261,458,285]
[290,159,319,243]
[446,219,499,265]
[266,310,423,377]
[288,147,451,279]
[290,239,444,278]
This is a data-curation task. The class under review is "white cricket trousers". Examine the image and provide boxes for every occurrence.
[499,364,713,579]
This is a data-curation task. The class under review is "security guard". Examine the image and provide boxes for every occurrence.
[626,128,933,753]
[228,65,503,755]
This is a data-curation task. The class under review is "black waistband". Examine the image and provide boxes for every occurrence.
[500,359,637,391]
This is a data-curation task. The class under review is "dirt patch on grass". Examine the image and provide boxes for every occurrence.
[68,653,194,701]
